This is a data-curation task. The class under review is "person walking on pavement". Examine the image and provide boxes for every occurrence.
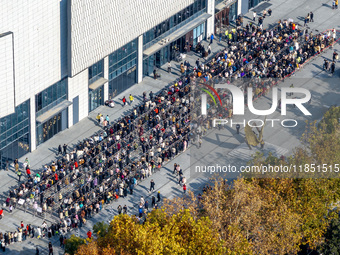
[57,145,62,155]
[236,124,241,134]
[87,230,92,239]
[123,205,127,214]
[117,205,122,214]
[151,196,156,207]
[333,51,338,62]
[5,160,9,171]
[145,200,149,211]
[331,61,336,74]
[167,62,172,73]
[63,144,67,155]
[157,191,161,202]
[210,33,214,44]
[183,184,187,194]
[17,170,22,182]
[323,59,329,71]
[173,163,177,174]
[149,179,155,193]
[59,235,64,247]
[35,247,39,255]
[129,94,134,105]
[48,241,53,255]
[310,12,314,22]
[253,11,256,21]
[122,96,127,107]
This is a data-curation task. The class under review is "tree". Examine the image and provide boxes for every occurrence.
[77,210,225,254]
[93,221,109,238]
[65,235,86,255]
[318,105,340,133]
[319,217,340,255]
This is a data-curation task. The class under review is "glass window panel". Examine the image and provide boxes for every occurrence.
[122,65,127,73]
[11,113,16,127]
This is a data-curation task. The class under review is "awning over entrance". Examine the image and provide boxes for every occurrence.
[36,100,72,123]
[143,13,212,57]
[89,77,108,91]
[215,0,237,11]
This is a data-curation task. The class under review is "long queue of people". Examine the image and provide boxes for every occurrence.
[1,17,338,251]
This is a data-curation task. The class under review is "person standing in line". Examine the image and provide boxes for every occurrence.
[149,179,155,193]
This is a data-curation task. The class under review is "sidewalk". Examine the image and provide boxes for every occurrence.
[1,0,340,253]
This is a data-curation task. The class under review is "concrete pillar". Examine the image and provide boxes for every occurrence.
[67,77,74,128]
[238,0,242,15]
[29,96,36,151]
[137,35,143,83]
[103,56,109,100]
[206,0,216,38]
[240,0,248,15]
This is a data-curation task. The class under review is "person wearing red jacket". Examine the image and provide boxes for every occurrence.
[87,230,92,239]
[26,168,31,178]
[183,184,187,194]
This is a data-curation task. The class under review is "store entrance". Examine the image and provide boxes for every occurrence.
[170,35,186,60]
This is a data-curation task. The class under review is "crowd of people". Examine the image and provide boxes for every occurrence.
[0,13,338,253]
[0,220,64,253]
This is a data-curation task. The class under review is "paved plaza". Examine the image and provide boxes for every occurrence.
[1,0,340,253]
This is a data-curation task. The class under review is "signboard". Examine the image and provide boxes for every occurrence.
[18,199,25,205]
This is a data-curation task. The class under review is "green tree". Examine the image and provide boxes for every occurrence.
[93,221,109,238]
[65,235,86,255]
[319,217,340,255]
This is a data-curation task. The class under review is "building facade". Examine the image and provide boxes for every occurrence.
[0,0,263,168]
